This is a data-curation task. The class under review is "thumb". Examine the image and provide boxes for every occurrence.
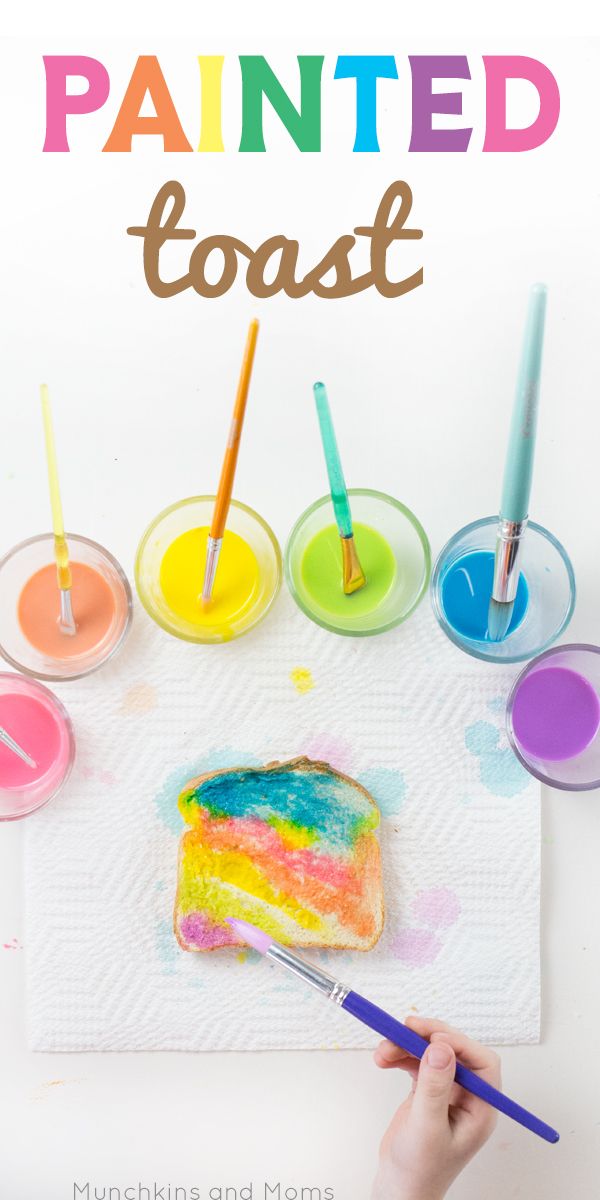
[411,1039,456,1130]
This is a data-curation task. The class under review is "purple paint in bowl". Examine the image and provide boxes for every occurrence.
[511,667,600,762]
[507,644,600,791]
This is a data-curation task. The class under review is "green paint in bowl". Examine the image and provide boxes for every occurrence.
[285,489,430,637]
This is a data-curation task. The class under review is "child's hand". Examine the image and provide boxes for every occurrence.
[371,1016,501,1200]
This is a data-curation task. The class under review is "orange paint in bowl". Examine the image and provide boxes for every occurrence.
[18,562,117,658]
[0,533,132,681]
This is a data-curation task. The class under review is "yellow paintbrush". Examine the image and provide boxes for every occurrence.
[40,384,77,636]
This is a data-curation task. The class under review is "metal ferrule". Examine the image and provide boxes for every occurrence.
[266,944,350,1006]
[201,537,222,602]
[59,587,77,636]
[0,727,37,769]
[492,517,528,604]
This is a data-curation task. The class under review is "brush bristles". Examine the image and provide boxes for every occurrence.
[344,570,367,595]
[341,535,367,595]
[487,598,514,643]
[59,587,77,636]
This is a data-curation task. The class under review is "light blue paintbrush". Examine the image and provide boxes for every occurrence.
[313,382,366,594]
[488,284,547,642]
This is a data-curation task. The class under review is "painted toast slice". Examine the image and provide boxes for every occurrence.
[174,756,384,952]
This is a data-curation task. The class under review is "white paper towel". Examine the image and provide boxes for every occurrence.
[24,595,539,1051]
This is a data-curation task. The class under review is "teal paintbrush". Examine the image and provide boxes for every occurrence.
[313,382,366,595]
[488,283,547,641]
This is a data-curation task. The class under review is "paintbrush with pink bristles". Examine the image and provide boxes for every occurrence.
[227,917,559,1145]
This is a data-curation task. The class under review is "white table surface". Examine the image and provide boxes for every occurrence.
[1,31,599,1200]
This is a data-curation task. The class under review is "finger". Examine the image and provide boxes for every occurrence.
[429,1031,501,1086]
[427,1031,501,1142]
[374,1040,465,1112]
[374,1038,413,1064]
[405,1017,501,1079]
[374,1054,420,1079]
[373,1039,415,1067]
[411,1039,457,1131]
[373,1044,420,1081]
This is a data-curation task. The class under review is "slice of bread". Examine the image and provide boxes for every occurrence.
[174,756,384,952]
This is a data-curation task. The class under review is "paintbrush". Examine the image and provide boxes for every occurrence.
[202,319,259,603]
[313,382,366,594]
[227,917,559,1145]
[40,384,77,636]
[488,284,547,642]
[0,727,37,769]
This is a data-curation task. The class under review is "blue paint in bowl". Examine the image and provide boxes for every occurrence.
[440,550,529,643]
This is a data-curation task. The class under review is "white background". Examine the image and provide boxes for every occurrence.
[1,29,599,1200]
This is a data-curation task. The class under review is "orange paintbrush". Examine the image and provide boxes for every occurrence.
[201,318,260,602]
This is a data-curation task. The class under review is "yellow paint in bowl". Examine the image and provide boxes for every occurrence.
[160,527,260,629]
[135,496,282,644]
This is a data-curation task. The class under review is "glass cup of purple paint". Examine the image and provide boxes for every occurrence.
[507,644,600,790]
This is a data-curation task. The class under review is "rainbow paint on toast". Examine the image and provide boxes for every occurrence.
[174,757,384,952]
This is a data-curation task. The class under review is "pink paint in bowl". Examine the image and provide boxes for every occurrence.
[0,673,74,819]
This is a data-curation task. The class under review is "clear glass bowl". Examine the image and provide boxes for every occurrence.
[135,496,282,644]
[431,516,575,664]
[0,673,75,820]
[284,489,431,637]
[0,533,133,681]
[507,644,600,790]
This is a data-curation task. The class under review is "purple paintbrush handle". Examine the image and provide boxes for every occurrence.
[342,991,559,1144]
